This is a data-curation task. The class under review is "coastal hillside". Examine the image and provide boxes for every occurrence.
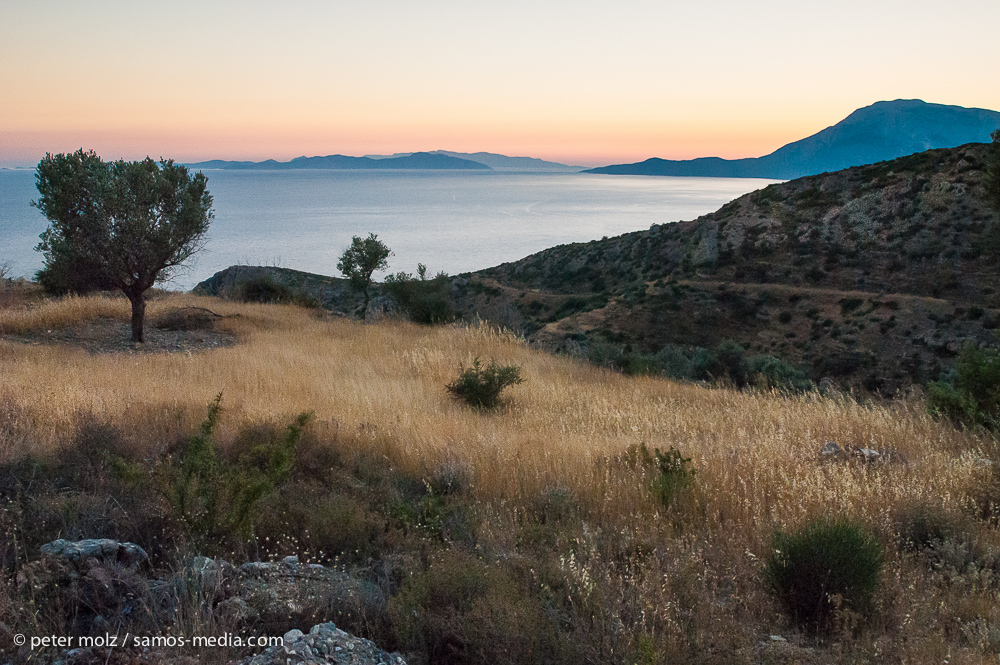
[587,100,1000,179]
[459,142,1000,392]
[190,142,1000,392]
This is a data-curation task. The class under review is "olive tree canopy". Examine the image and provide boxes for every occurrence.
[33,149,214,342]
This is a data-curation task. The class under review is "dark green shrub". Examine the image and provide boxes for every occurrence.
[696,339,749,385]
[587,340,811,391]
[235,275,294,303]
[839,297,864,315]
[927,343,1000,431]
[651,446,696,509]
[161,394,312,539]
[390,551,569,665]
[446,358,523,409]
[383,264,454,324]
[985,129,1000,211]
[895,503,956,552]
[624,443,696,511]
[745,354,814,391]
[764,517,884,632]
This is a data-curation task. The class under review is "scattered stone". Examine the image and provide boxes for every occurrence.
[820,441,843,457]
[242,622,406,665]
[215,596,260,623]
[819,441,908,465]
[239,554,328,578]
[40,538,149,569]
[19,547,390,665]
[189,554,238,591]
[21,544,154,637]
[237,556,383,626]
[857,447,881,462]
[769,635,787,642]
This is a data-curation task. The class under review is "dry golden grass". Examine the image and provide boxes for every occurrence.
[3,292,1000,662]
[0,292,992,536]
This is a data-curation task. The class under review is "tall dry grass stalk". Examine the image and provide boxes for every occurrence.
[5,292,1000,662]
[0,292,991,541]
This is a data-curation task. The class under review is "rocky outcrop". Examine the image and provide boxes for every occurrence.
[243,623,407,665]
[19,539,155,637]
[40,538,149,569]
[234,555,384,627]
[27,542,395,665]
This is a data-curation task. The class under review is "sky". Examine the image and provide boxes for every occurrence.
[2,0,999,168]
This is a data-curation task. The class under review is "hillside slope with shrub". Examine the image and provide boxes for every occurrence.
[2,291,1000,663]
[457,142,1000,392]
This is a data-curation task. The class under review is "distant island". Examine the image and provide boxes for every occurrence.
[587,99,1000,179]
[186,151,492,171]
[364,151,584,172]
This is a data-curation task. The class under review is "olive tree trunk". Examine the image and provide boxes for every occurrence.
[126,289,146,343]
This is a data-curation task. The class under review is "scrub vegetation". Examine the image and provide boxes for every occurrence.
[3,288,1000,664]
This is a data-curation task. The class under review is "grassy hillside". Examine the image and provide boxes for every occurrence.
[458,143,1000,392]
[2,292,1000,663]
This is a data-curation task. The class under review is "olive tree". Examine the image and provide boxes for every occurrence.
[337,233,392,319]
[34,149,214,342]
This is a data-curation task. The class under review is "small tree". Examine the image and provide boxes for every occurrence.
[337,232,392,319]
[33,149,214,342]
[986,129,1000,211]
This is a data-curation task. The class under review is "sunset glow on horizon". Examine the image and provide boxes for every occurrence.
[3,0,999,168]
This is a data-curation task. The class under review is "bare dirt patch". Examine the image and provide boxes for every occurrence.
[2,316,236,355]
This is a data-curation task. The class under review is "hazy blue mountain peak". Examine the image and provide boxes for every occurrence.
[587,100,1000,179]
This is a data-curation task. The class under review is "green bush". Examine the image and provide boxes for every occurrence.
[895,503,956,552]
[446,357,524,409]
[161,394,312,539]
[588,339,812,392]
[390,551,569,665]
[927,344,1000,432]
[234,274,294,303]
[625,443,696,512]
[650,445,696,509]
[745,353,814,391]
[383,264,455,324]
[764,517,884,632]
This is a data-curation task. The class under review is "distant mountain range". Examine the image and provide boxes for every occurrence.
[364,151,583,172]
[185,101,1000,178]
[186,151,492,171]
[586,99,1000,179]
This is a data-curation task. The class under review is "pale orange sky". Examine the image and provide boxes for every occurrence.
[2,0,999,167]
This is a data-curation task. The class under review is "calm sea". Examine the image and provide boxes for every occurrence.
[0,169,775,290]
